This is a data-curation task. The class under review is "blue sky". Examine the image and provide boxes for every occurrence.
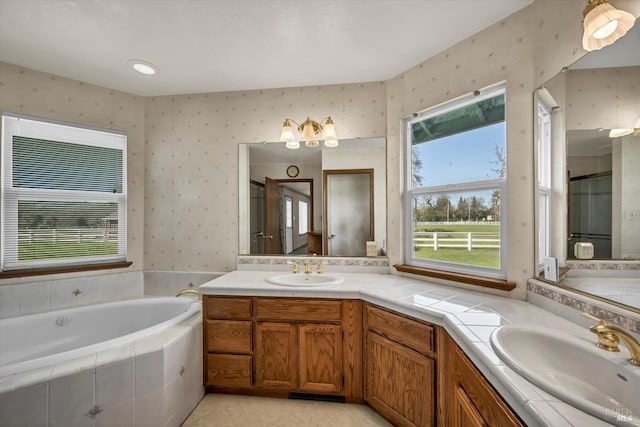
[414,122,505,187]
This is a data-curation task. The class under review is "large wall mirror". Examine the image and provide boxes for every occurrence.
[238,137,386,257]
[535,21,639,311]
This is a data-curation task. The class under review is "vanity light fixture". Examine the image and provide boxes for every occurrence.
[581,0,636,51]
[128,59,158,75]
[279,117,339,149]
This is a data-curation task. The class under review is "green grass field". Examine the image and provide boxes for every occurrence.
[413,223,500,268]
[19,241,118,261]
[414,247,500,268]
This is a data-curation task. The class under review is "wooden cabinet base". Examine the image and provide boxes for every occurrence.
[204,297,363,402]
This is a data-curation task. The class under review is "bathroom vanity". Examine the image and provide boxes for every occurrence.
[199,271,537,426]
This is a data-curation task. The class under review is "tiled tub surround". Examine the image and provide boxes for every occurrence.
[143,270,224,297]
[0,297,204,427]
[200,270,639,427]
[0,270,144,319]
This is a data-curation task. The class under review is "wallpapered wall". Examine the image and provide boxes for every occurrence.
[143,83,387,272]
[0,63,146,272]
[1,0,639,296]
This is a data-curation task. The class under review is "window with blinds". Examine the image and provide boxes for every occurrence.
[1,113,127,271]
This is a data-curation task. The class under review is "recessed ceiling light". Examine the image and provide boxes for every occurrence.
[128,59,158,75]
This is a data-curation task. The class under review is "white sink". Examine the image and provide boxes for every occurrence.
[491,325,640,426]
[266,274,343,287]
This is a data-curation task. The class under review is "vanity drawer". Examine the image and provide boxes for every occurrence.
[366,304,434,355]
[206,320,252,353]
[254,298,342,321]
[206,354,252,387]
[205,296,252,319]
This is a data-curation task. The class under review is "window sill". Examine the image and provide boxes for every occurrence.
[393,264,516,291]
[0,261,133,279]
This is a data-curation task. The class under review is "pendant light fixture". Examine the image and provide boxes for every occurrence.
[582,0,636,51]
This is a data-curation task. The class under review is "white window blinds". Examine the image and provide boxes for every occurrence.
[1,113,127,271]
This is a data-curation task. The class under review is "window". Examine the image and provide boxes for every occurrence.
[298,200,308,235]
[405,85,507,279]
[537,101,551,268]
[1,113,127,271]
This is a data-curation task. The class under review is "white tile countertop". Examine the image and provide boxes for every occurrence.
[199,270,631,427]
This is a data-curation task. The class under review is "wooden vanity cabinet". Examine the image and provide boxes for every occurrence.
[203,296,363,401]
[364,303,437,427]
[445,334,524,427]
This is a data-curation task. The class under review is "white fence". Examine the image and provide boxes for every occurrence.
[414,231,500,250]
[18,228,118,244]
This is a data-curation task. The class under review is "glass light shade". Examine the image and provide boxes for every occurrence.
[305,139,320,148]
[582,1,636,51]
[609,128,634,138]
[301,122,317,142]
[280,123,296,142]
[286,140,300,149]
[324,139,339,148]
[322,121,337,140]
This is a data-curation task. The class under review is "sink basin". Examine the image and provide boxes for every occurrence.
[491,325,640,426]
[266,274,343,287]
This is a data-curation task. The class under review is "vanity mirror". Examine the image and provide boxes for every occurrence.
[535,21,639,311]
[238,137,386,257]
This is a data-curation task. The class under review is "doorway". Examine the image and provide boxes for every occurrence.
[261,177,313,255]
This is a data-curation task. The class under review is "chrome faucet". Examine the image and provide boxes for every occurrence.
[583,313,640,366]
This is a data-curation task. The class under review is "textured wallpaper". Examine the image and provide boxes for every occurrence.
[143,83,387,272]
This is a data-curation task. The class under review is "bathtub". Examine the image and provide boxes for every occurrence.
[0,297,204,427]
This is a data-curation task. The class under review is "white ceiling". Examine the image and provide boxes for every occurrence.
[0,0,533,96]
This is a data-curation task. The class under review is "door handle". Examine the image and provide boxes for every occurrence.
[328,234,336,240]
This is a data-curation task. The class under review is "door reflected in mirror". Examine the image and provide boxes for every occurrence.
[238,137,386,257]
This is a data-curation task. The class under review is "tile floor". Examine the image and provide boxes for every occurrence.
[181,394,392,427]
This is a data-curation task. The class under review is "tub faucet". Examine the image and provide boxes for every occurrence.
[584,312,640,366]
[176,289,201,301]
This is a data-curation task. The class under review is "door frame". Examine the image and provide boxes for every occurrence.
[322,169,374,256]
[264,178,314,255]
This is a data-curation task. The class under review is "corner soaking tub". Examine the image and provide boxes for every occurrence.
[0,297,204,427]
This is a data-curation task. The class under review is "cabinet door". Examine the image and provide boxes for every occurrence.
[367,332,434,427]
[255,322,298,389]
[298,323,342,393]
[450,385,487,427]
[206,354,252,387]
[448,341,523,427]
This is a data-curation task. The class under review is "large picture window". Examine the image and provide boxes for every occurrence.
[1,113,127,271]
[405,85,507,279]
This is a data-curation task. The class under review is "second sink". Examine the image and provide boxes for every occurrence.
[266,274,343,287]
[491,325,640,426]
